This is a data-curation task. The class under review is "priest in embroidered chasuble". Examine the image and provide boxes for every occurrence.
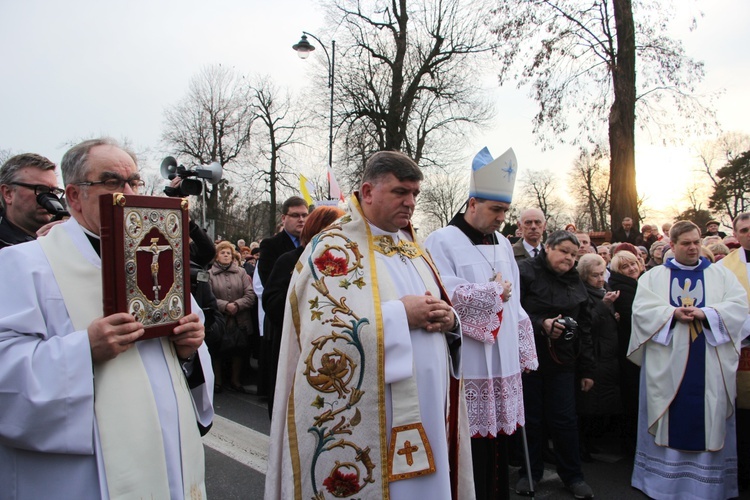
[628,220,747,500]
[265,151,474,500]
[425,147,538,500]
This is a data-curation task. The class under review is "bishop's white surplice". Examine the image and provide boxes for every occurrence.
[425,226,537,437]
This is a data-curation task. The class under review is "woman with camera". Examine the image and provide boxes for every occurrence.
[516,230,596,499]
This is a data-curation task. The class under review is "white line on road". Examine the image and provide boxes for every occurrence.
[203,415,269,474]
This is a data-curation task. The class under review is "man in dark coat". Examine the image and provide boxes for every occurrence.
[704,220,727,239]
[257,196,308,284]
[0,153,60,249]
[256,196,308,397]
[513,207,546,262]
[612,217,638,245]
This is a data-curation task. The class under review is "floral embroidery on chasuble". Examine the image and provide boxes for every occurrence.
[284,197,443,499]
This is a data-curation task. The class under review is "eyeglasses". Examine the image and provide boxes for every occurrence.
[285,212,308,219]
[76,177,145,192]
[10,182,65,197]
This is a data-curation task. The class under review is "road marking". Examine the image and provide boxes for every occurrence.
[202,415,269,473]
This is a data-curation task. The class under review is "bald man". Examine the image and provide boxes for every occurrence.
[513,208,546,262]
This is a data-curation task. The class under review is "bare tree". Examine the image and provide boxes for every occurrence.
[327,0,495,181]
[491,0,711,231]
[247,77,303,236]
[139,170,167,197]
[518,169,568,229]
[0,149,13,165]
[417,165,468,233]
[568,147,611,231]
[161,65,256,236]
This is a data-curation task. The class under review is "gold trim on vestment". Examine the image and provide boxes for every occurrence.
[287,384,302,500]
[372,235,423,260]
[351,194,391,499]
[388,422,436,481]
[290,287,301,350]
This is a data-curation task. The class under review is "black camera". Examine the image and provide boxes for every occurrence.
[555,316,578,341]
[160,156,222,197]
[37,192,69,221]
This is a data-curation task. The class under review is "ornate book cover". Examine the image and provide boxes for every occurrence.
[99,193,191,340]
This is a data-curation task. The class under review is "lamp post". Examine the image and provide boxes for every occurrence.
[293,32,335,200]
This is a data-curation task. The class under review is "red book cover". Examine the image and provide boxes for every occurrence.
[99,193,191,340]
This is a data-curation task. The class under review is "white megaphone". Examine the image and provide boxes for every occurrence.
[160,156,224,197]
[195,161,223,185]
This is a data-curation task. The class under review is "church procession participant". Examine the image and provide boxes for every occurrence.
[0,152,61,248]
[512,207,546,262]
[716,212,750,492]
[0,138,213,499]
[425,147,537,500]
[516,229,596,499]
[629,220,747,499]
[265,151,474,499]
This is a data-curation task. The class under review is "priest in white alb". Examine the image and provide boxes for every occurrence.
[425,147,537,500]
[0,138,213,499]
[265,151,474,499]
[628,220,747,499]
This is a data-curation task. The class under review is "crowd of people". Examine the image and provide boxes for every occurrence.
[1,140,749,500]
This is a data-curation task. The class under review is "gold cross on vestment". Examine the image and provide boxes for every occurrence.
[373,235,422,260]
[397,440,419,466]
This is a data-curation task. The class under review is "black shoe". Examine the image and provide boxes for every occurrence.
[566,481,594,499]
[229,383,250,394]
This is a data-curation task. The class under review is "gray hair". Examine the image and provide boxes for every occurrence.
[0,153,57,209]
[733,212,750,230]
[361,151,422,188]
[545,230,580,249]
[60,137,137,185]
[707,242,730,257]
[577,253,606,281]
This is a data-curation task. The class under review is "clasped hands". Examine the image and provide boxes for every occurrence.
[674,305,706,323]
[88,312,205,363]
[401,291,456,333]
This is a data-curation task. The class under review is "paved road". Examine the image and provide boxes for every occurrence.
[204,389,750,499]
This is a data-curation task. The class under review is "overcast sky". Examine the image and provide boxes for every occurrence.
[2,0,748,219]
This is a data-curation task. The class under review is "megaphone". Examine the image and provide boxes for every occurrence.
[160,156,224,197]
[160,156,179,179]
[195,161,223,185]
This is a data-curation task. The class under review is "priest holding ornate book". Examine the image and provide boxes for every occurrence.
[0,138,214,499]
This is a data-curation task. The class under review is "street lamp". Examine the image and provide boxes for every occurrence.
[293,32,335,200]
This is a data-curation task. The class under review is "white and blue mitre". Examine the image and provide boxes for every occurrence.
[469,147,518,203]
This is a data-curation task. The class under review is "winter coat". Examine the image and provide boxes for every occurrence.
[208,261,256,330]
[577,283,622,416]
[607,270,638,361]
[518,248,596,378]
